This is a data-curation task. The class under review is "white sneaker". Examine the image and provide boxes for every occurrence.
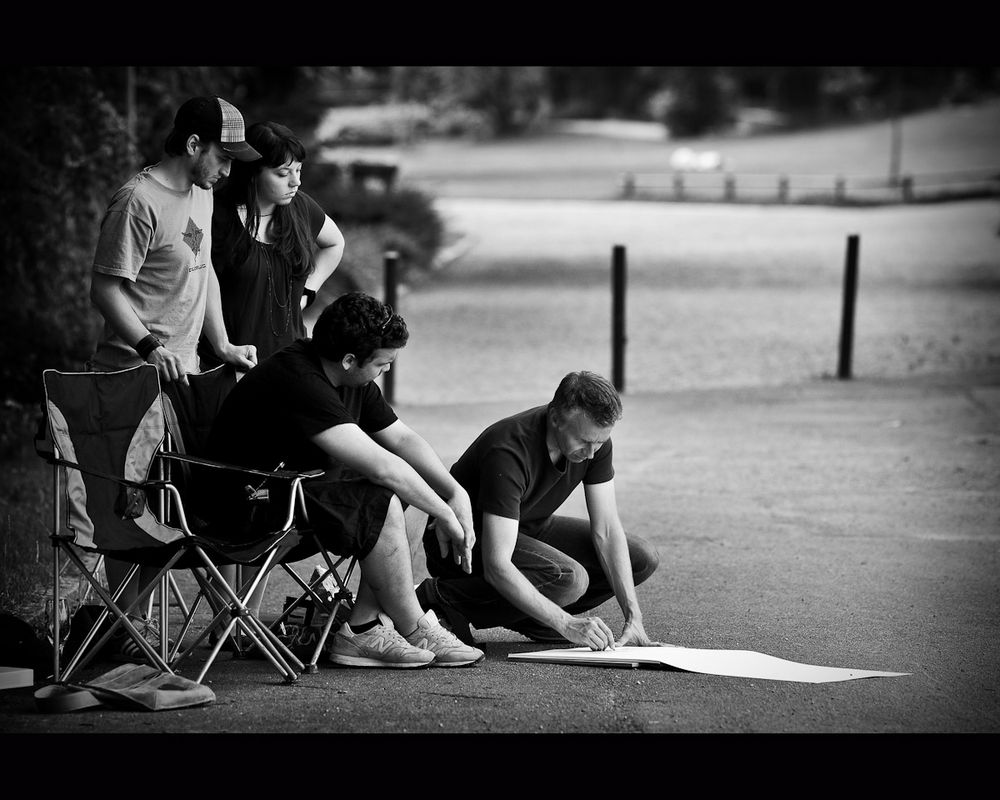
[326,613,434,669]
[405,609,485,667]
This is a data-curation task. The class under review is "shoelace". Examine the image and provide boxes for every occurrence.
[417,623,465,649]
[374,625,416,651]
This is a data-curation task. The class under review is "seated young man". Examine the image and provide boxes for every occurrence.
[200,291,484,668]
[416,371,660,651]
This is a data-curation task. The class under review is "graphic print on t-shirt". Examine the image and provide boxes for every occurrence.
[183,218,204,257]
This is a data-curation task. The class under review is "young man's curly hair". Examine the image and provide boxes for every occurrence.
[312,291,409,365]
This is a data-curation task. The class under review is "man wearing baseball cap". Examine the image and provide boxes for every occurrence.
[90,95,261,382]
[87,95,261,660]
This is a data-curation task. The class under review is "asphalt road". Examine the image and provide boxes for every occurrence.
[2,368,997,734]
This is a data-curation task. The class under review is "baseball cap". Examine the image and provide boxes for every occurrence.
[169,96,261,161]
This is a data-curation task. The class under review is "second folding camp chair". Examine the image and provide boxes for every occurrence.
[36,364,324,685]
[158,364,360,674]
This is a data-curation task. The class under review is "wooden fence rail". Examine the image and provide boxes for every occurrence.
[620,167,1000,205]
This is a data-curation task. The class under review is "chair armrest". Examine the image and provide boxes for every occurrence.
[158,450,325,482]
[157,455,318,539]
[45,455,148,490]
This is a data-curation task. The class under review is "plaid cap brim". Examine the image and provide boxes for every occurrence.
[221,140,262,161]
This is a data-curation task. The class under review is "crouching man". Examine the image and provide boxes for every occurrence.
[417,371,660,651]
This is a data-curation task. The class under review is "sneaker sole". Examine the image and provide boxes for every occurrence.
[327,653,433,669]
[429,653,486,667]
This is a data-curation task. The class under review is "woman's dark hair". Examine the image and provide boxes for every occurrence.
[313,292,409,365]
[549,371,623,427]
[215,121,314,278]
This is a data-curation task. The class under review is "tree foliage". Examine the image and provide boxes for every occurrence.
[390,66,549,136]
[660,67,739,137]
[0,67,133,404]
[0,66,326,413]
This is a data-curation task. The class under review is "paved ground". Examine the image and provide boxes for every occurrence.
[2,367,998,734]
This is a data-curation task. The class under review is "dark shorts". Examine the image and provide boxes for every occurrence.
[209,469,391,562]
[295,473,392,561]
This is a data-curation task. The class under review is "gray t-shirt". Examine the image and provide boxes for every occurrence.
[89,167,213,374]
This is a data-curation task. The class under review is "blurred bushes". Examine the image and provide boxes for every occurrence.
[0,459,51,618]
[389,66,549,138]
[303,163,445,297]
[315,101,498,144]
[660,68,739,138]
[315,102,432,146]
[325,225,424,297]
[0,67,132,458]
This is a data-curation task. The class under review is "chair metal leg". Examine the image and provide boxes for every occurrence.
[277,553,358,673]
[51,538,61,681]
[188,551,304,684]
[56,545,180,681]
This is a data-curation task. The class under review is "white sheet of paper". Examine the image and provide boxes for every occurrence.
[508,646,910,684]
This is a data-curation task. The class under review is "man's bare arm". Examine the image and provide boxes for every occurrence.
[481,512,615,650]
[585,479,660,646]
[90,272,189,384]
[311,422,472,573]
[373,420,475,569]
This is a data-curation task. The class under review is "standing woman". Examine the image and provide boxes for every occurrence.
[203,121,344,626]
[202,121,345,368]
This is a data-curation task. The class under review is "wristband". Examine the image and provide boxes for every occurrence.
[135,334,163,360]
[303,288,317,309]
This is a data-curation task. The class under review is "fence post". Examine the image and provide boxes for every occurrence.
[901,175,914,203]
[612,245,627,392]
[622,172,635,198]
[725,174,736,202]
[778,175,789,203]
[835,176,846,204]
[673,173,684,201]
[837,235,860,380]
[383,250,398,403]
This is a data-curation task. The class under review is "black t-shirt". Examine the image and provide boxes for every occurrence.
[201,338,397,520]
[450,405,614,537]
[202,191,326,367]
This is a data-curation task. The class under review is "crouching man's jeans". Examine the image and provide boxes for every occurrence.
[422,514,659,633]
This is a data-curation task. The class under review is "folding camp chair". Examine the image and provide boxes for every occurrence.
[158,365,360,674]
[269,550,358,673]
[37,364,323,685]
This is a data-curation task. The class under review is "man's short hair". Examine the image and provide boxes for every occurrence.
[312,292,409,365]
[549,371,623,427]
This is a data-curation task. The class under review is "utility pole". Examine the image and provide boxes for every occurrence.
[126,66,137,170]
[889,67,903,187]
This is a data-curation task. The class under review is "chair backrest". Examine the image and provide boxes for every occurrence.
[158,365,240,526]
[41,365,184,553]
[159,364,239,461]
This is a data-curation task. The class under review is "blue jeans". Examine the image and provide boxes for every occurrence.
[422,515,659,632]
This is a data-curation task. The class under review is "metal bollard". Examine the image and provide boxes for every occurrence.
[383,250,398,403]
[837,235,860,379]
[612,245,627,392]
